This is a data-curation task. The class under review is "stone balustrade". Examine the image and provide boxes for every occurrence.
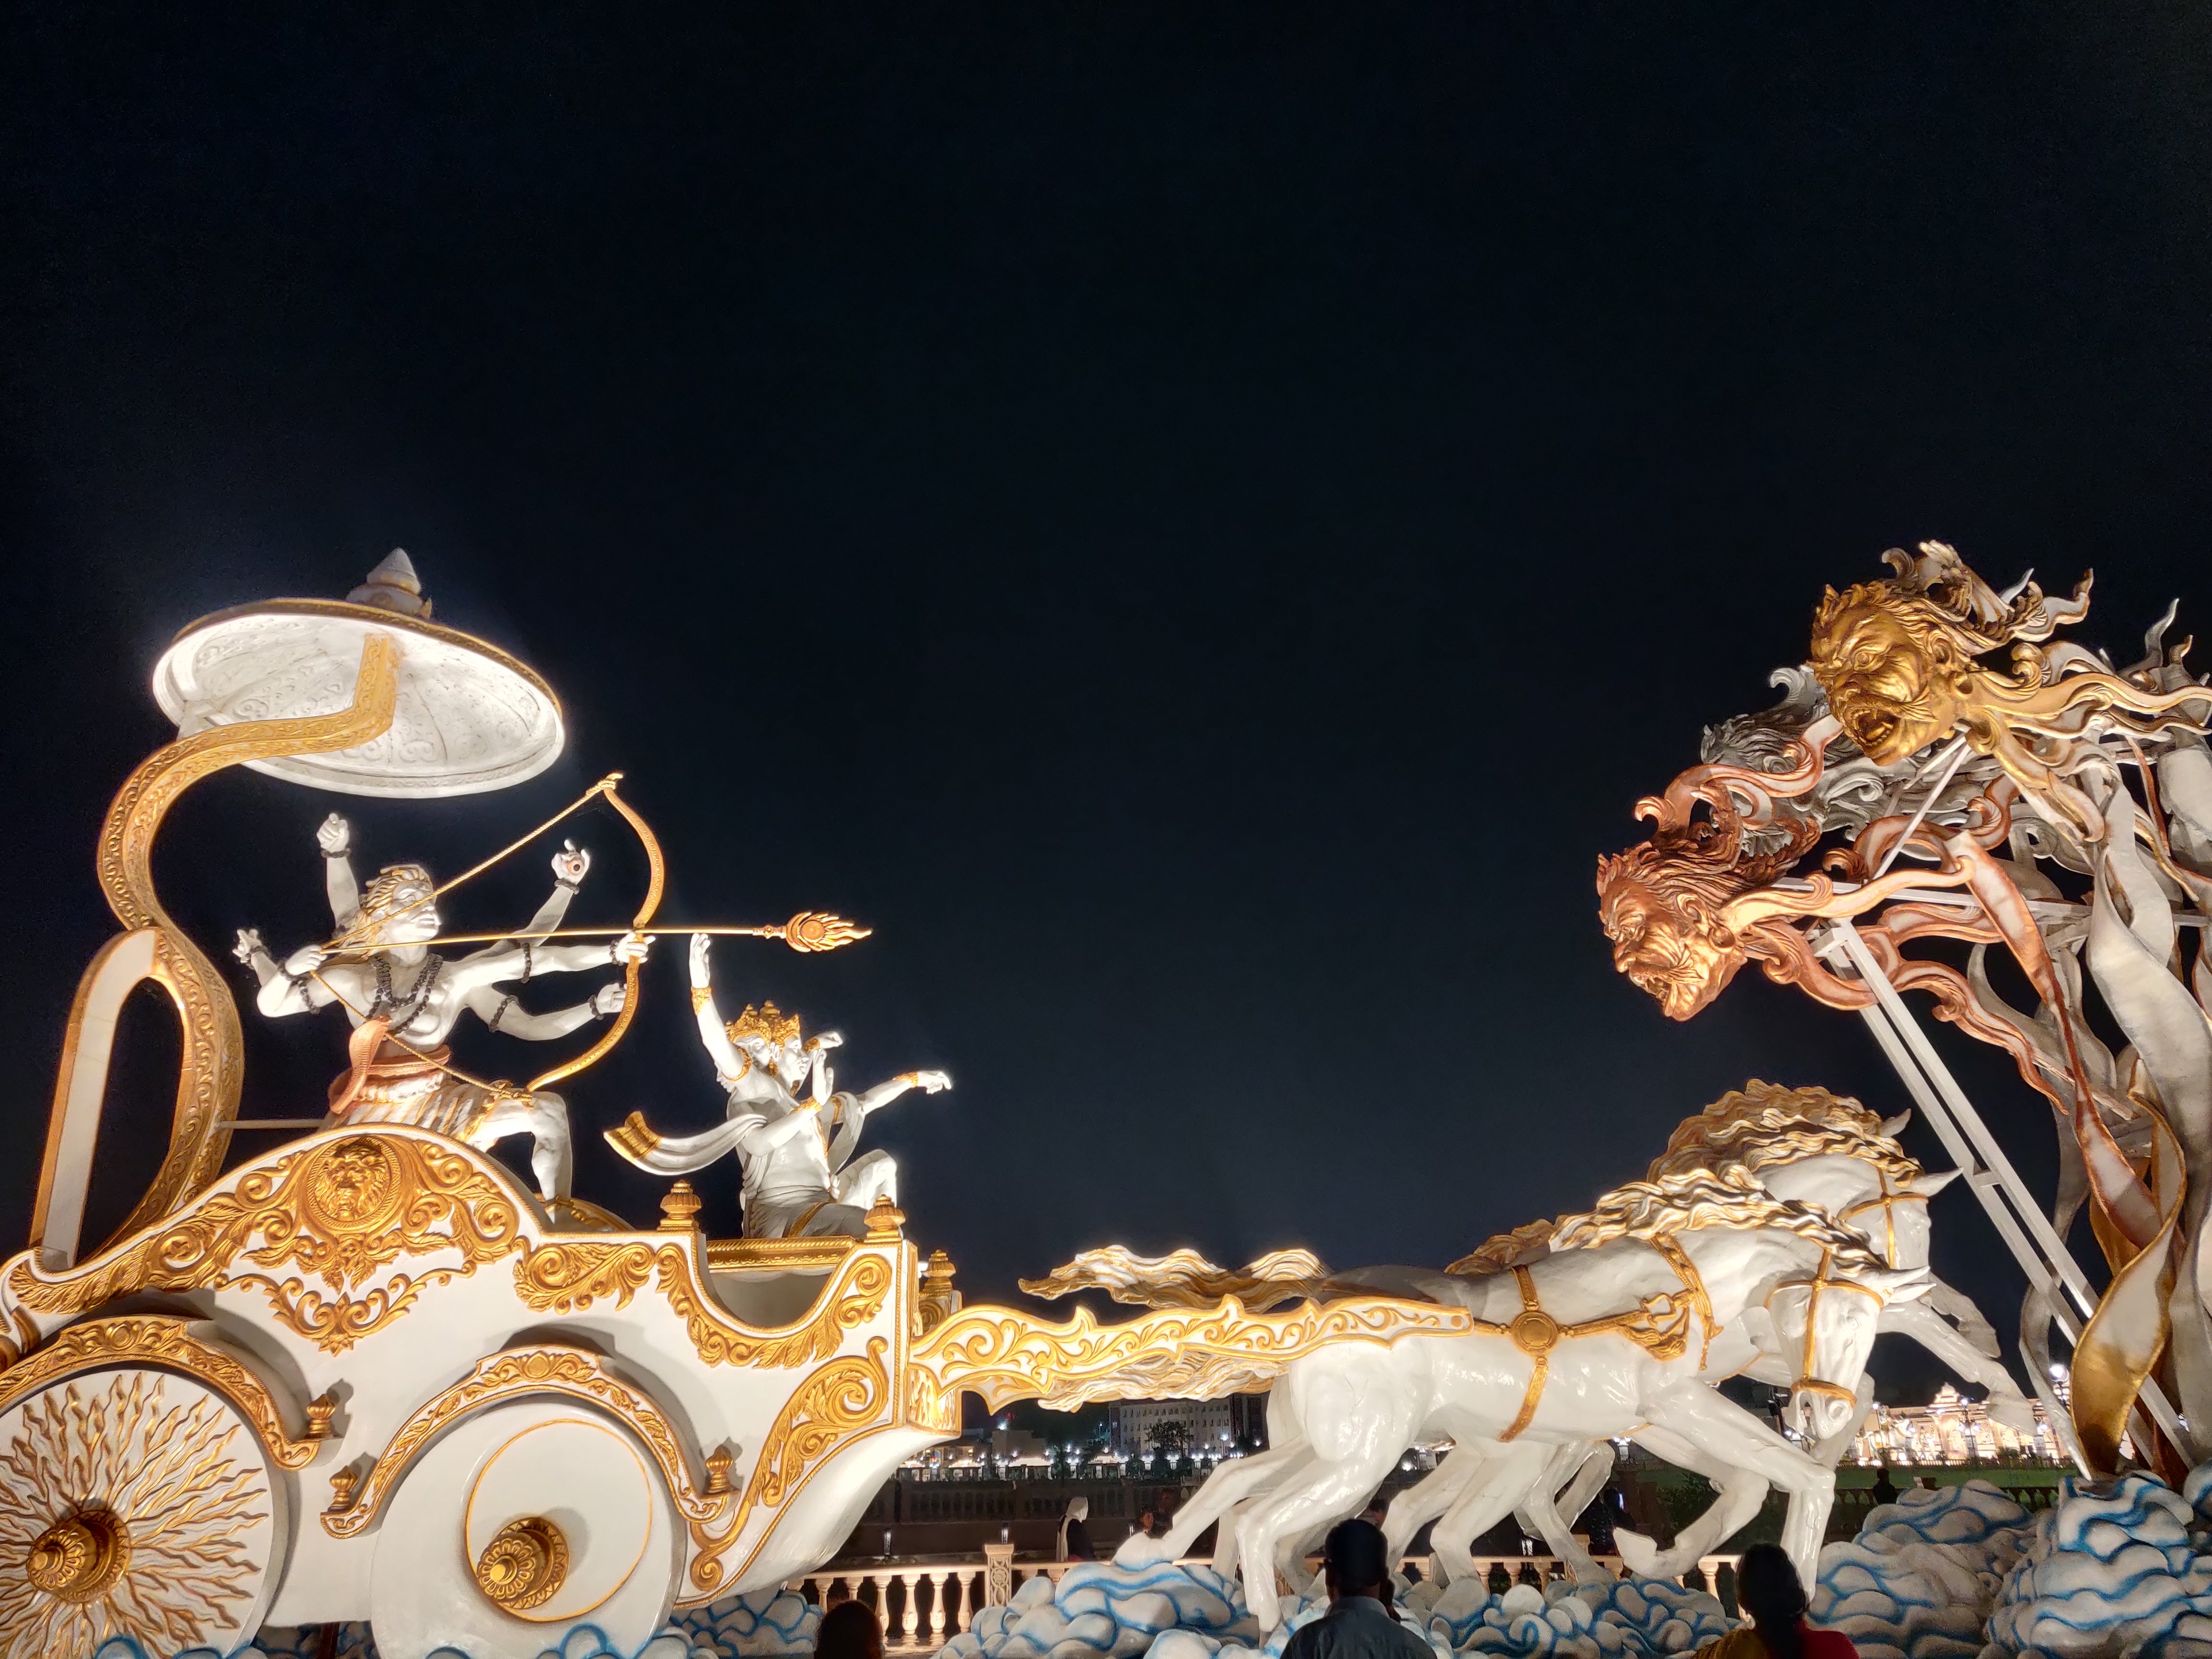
[779,1549,1745,1651]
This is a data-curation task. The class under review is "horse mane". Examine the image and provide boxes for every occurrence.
[1446,1080,1916,1275]
[1645,1079,1923,1186]
[1549,1166,1891,1274]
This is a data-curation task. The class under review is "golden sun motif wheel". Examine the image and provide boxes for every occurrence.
[0,1369,288,1657]
[370,1398,680,1659]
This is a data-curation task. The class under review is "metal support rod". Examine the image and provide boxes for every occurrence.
[1822,919,2186,1448]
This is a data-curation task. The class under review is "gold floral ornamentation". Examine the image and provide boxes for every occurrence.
[909,1295,1473,1421]
[0,1317,316,1469]
[513,1240,661,1314]
[24,1508,129,1602]
[7,1130,526,1355]
[513,1239,895,1369]
[326,1346,725,1538]
[0,1370,273,1656]
[685,1340,891,1596]
[475,1516,569,1612]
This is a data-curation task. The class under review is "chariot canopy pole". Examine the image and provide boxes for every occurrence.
[1822,918,2182,1464]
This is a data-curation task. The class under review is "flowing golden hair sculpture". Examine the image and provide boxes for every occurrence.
[1810,541,2212,835]
[1549,1165,1892,1275]
[1645,1080,1922,1187]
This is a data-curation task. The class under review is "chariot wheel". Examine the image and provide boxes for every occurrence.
[0,1367,289,1657]
[369,1397,682,1659]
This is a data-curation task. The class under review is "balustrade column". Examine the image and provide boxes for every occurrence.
[927,1571,950,1640]
[900,1570,923,1642]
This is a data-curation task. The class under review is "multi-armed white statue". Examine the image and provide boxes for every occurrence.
[233,814,650,1201]
[603,933,950,1238]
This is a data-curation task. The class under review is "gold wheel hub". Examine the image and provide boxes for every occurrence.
[474,1515,568,1612]
[25,1509,129,1603]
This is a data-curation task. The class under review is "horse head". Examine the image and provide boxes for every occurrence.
[1768,1260,1931,1442]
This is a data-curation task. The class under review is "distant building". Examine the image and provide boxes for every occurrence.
[1848,1382,2068,1466]
[1108,1393,1268,1457]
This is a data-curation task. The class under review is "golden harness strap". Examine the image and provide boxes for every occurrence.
[1764,1245,1883,1407]
[1487,1236,1719,1443]
[1836,1170,1930,1269]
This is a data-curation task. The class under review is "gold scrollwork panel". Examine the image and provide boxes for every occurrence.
[684,1338,891,1599]
[8,1131,526,1356]
[515,1240,895,1369]
[78,632,402,1244]
[327,1346,724,1538]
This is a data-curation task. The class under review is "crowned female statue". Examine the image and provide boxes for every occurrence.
[233,814,650,1202]
[603,934,948,1238]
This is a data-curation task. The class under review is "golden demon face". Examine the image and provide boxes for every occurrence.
[1596,849,1749,1021]
[1809,588,1965,765]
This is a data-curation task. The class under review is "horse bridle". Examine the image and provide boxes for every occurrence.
[1765,1245,1885,1408]
[1835,1168,1930,1269]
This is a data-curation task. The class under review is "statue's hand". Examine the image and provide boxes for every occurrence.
[689,932,713,988]
[233,927,265,964]
[612,933,653,967]
[316,814,350,856]
[811,1030,845,1052]
[913,1070,953,1094]
[552,840,590,886]
[284,944,330,976]
[592,983,628,1016]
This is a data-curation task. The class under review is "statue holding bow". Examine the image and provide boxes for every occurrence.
[233,813,651,1202]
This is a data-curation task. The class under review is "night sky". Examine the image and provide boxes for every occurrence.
[7,9,2212,1407]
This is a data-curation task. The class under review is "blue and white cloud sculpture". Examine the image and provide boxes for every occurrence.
[1983,1470,2212,1657]
[1810,1479,2037,1659]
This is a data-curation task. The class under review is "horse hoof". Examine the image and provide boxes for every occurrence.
[1616,1529,1658,1575]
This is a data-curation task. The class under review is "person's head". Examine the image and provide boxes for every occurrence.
[727,1001,809,1085]
[354,863,440,947]
[1322,1517,1391,1603]
[816,1597,884,1659]
[1066,1496,1088,1522]
[1734,1544,1807,1659]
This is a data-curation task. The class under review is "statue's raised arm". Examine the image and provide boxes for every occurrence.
[235,848,645,1204]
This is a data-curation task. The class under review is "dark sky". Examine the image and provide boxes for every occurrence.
[6,8,2212,1406]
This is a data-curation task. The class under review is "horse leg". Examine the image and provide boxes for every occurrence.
[1237,1436,1407,1626]
[1384,1447,1488,1576]
[1518,1442,1614,1584]
[1159,1441,1308,1564]
[1427,1441,1551,1585]
[1638,1380,1836,1591]
[1885,1298,2038,1431]
[1611,1423,1770,1578]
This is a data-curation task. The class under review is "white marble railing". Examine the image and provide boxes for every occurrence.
[781,1551,1744,1650]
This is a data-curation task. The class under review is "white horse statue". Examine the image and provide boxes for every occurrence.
[1034,1083,2022,1606]
[1108,1170,1920,1623]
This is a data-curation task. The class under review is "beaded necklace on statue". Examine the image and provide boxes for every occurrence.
[371,953,445,1030]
